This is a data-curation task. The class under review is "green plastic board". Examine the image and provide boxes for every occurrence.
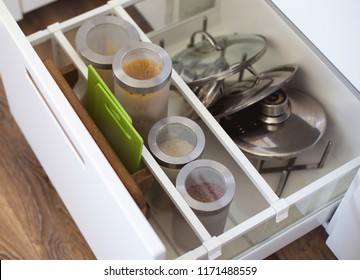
[86,65,143,173]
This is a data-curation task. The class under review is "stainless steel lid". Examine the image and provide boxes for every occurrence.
[113,41,172,94]
[210,65,298,118]
[220,88,327,159]
[193,80,225,109]
[172,31,267,87]
[75,15,140,69]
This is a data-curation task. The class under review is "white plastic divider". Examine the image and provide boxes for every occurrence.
[27,3,113,46]
[285,156,360,206]
[50,27,88,79]
[113,4,227,259]
[113,3,291,249]
[113,4,280,206]
[113,3,152,42]
[113,3,291,258]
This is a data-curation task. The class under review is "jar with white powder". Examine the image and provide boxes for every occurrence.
[148,116,206,183]
[147,116,205,209]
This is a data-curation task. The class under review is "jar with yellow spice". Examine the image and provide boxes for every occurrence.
[113,42,172,140]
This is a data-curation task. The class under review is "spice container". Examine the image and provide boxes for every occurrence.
[173,159,236,250]
[75,15,140,92]
[148,116,205,182]
[147,116,205,210]
[113,42,172,139]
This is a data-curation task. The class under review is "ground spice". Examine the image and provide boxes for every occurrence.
[123,58,162,80]
[186,182,225,202]
[158,138,194,157]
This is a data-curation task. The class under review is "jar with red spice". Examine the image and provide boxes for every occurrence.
[173,159,236,250]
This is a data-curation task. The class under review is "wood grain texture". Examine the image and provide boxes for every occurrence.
[0,181,40,259]
[267,227,336,260]
[0,0,337,260]
[0,79,95,259]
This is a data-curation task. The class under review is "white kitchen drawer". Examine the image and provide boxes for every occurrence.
[1,0,359,260]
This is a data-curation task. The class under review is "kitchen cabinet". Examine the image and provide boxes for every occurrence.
[0,0,359,259]
[326,170,360,259]
[3,0,57,20]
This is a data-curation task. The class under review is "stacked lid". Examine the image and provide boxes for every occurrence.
[172,29,299,117]
[172,29,326,160]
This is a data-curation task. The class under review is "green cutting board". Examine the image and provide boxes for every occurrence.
[86,65,143,174]
[87,65,132,123]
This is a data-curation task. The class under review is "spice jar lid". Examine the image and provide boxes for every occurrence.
[75,15,140,69]
[113,41,172,94]
[148,116,205,169]
[176,159,236,213]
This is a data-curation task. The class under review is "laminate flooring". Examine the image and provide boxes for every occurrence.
[0,0,336,260]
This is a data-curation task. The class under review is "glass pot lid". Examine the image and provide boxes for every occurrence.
[220,88,327,160]
[172,30,267,87]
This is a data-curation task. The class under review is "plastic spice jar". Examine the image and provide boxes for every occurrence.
[113,41,172,140]
[173,159,235,250]
[148,116,206,183]
[75,15,140,91]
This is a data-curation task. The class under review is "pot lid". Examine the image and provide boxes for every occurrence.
[220,88,327,159]
[209,65,298,118]
[172,31,267,87]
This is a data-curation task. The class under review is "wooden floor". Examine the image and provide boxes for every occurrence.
[0,0,336,260]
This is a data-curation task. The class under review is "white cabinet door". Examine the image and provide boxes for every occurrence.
[3,0,22,20]
[326,172,360,259]
[21,0,57,13]
[272,0,360,94]
[3,0,57,20]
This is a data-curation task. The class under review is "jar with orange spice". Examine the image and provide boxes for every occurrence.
[113,42,172,140]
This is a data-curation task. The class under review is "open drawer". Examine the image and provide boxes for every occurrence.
[1,0,360,259]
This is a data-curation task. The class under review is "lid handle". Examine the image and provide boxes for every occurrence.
[187,30,224,52]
